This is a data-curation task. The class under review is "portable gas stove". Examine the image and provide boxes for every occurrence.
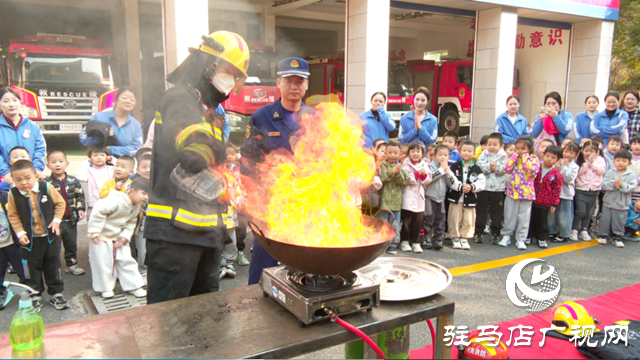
[261,266,380,327]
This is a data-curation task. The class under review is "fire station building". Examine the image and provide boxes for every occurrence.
[0,0,619,141]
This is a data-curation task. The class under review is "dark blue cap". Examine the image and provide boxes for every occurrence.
[277,57,310,79]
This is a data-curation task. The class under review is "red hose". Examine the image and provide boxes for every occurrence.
[327,310,387,359]
[426,319,436,359]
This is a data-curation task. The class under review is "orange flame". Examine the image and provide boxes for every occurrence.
[246,103,390,247]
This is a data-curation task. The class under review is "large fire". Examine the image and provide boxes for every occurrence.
[246,103,390,247]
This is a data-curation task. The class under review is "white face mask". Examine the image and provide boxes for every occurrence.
[211,72,236,95]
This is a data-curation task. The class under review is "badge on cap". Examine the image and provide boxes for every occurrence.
[291,59,299,68]
[23,130,30,139]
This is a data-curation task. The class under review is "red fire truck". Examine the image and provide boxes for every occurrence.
[408,59,520,134]
[222,45,280,144]
[306,58,414,138]
[0,33,118,135]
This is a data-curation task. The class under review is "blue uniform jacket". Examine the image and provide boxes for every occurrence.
[360,108,396,148]
[449,149,461,166]
[589,108,629,145]
[398,109,438,149]
[531,109,574,143]
[79,109,143,157]
[573,111,595,144]
[0,114,46,190]
[219,104,230,142]
[494,111,529,144]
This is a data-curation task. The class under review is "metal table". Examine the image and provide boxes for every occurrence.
[0,285,454,359]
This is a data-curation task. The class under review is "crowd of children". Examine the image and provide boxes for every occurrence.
[0,141,248,310]
[368,127,640,255]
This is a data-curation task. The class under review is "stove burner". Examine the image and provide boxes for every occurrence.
[287,269,356,291]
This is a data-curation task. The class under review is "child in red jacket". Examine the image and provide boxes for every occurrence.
[528,145,564,248]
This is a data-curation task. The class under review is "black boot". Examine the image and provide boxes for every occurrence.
[433,238,443,250]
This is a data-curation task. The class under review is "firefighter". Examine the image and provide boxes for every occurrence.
[241,57,315,285]
[145,31,250,304]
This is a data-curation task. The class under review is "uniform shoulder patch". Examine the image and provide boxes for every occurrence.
[246,125,251,139]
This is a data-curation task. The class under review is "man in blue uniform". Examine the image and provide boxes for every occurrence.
[241,57,314,285]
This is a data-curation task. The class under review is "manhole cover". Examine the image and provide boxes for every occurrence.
[90,292,146,314]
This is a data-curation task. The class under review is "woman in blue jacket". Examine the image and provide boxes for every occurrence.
[531,91,574,148]
[590,91,629,145]
[0,87,47,191]
[573,95,599,144]
[79,86,143,157]
[398,87,438,149]
[494,95,529,144]
[360,92,395,148]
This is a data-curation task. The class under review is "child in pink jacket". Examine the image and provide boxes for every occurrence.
[571,140,606,241]
[75,146,114,221]
[499,136,540,249]
[400,142,431,254]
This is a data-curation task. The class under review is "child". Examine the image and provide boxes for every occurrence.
[9,146,31,164]
[560,138,574,149]
[378,141,408,254]
[476,132,509,244]
[400,144,409,163]
[132,154,152,278]
[591,135,604,149]
[374,142,387,165]
[446,140,486,249]
[426,144,437,162]
[504,143,515,157]
[88,178,149,298]
[527,146,563,248]
[76,146,113,220]
[603,135,623,171]
[442,131,461,166]
[45,150,86,276]
[499,136,540,249]
[99,155,135,199]
[548,143,579,242]
[220,164,247,279]
[598,150,636,248]
[423,145,454,250]
[135,147,153,162]
[400,141,431,253]
[474,135,489,162]
[624,199,640,240]
[7,160,69,310]
[535,139,555,158]
[572,140,607,241]
[0,190,25,308]
[629,136,640,203]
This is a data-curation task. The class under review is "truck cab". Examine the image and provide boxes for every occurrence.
[1,34,118,136]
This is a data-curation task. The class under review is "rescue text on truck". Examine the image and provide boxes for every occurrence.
[0,33,118,136]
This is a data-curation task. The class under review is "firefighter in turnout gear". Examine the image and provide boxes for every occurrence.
[145,31,250,304]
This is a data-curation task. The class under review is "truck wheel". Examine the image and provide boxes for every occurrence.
[439,110,460,135]
[389,121,400,139]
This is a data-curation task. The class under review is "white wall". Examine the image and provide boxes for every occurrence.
[389,25,475,61]
[514,24,571,124]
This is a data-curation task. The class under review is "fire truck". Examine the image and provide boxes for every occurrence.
[306,58,413,138]
[0,33,118,135]
[222,44,280,144]
[408,59,521,134]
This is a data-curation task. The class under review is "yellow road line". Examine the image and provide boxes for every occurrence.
[449,241,600,276]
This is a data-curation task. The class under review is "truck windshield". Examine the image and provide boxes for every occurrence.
[246,52,276,86]
[11,55,115,87]
[388,65,413,93]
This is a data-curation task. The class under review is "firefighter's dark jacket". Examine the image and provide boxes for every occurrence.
[145,85,229,248]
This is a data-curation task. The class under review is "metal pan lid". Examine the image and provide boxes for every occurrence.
[358,257,452,301]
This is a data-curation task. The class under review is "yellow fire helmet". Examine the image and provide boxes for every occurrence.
[551,301,600,336]
[191,31,250,95]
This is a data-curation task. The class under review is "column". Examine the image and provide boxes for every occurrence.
[124,0,143,120]
[471,7,518,141]
[162,0,209,77]
[261,5,276,49]
[345,0,390,115]
[566,20,615,115]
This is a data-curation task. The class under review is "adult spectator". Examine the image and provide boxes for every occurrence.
[590,91,628,146]
[573,95,599,144]
[495,95,529,144]
[79,86,142,157]
[0,87,46,190]
[398,87,438,149]
[621,90,640,139]
[145,31,250,304]
[360,92,395,148]
[531,91,574,151]
[241,57,315,285]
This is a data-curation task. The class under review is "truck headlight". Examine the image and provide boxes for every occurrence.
[22,106,38,118]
